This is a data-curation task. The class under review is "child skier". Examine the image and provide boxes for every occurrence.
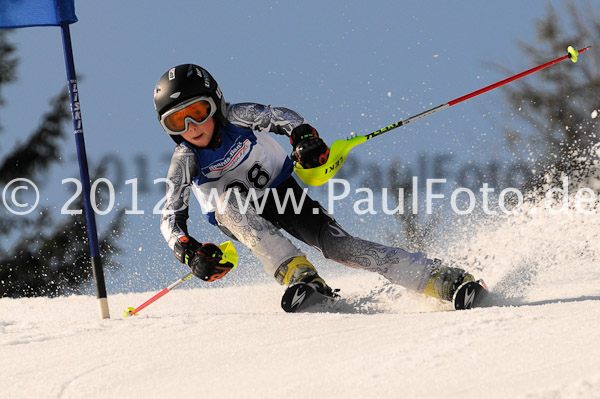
[154,64,479,306]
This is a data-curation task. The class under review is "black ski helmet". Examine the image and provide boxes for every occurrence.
[153,64,227,144]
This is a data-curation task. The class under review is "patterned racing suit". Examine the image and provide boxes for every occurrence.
[160,103,434,292]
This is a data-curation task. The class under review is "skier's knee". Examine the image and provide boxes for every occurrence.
[318,221,353,259]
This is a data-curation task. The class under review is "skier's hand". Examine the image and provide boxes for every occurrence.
[290,124,330,169]
[174,236,234,282]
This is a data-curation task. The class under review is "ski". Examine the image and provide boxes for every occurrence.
[281,282,337,313]
[452,279,488,310]
[282,280,487,312]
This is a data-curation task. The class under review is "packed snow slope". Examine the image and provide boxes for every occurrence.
[3,196,600,399]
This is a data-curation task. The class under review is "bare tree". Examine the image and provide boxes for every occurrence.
[501,1,600,188]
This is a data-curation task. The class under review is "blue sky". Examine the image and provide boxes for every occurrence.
[0,0,586,292]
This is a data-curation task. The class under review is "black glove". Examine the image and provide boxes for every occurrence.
[174,236,234,282]
[290,124,330,169]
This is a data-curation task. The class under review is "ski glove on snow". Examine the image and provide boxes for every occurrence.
[174,236,234,282]
[290,124,330,169]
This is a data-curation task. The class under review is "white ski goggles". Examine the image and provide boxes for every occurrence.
[159,96,217,135]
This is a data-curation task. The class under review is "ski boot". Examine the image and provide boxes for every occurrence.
[275,256,335,297]
[278,256,339,312]
[423,260,475,302]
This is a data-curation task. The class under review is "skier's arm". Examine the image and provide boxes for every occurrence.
[227,102,330,168]
[160,146,235,282]
[160,145,197,250]
[227,102,306,136]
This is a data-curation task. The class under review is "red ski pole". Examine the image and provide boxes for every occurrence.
[124,272,194,317]
[124,241,238,317]
[295,45,591,186]
[364,46,591,140]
